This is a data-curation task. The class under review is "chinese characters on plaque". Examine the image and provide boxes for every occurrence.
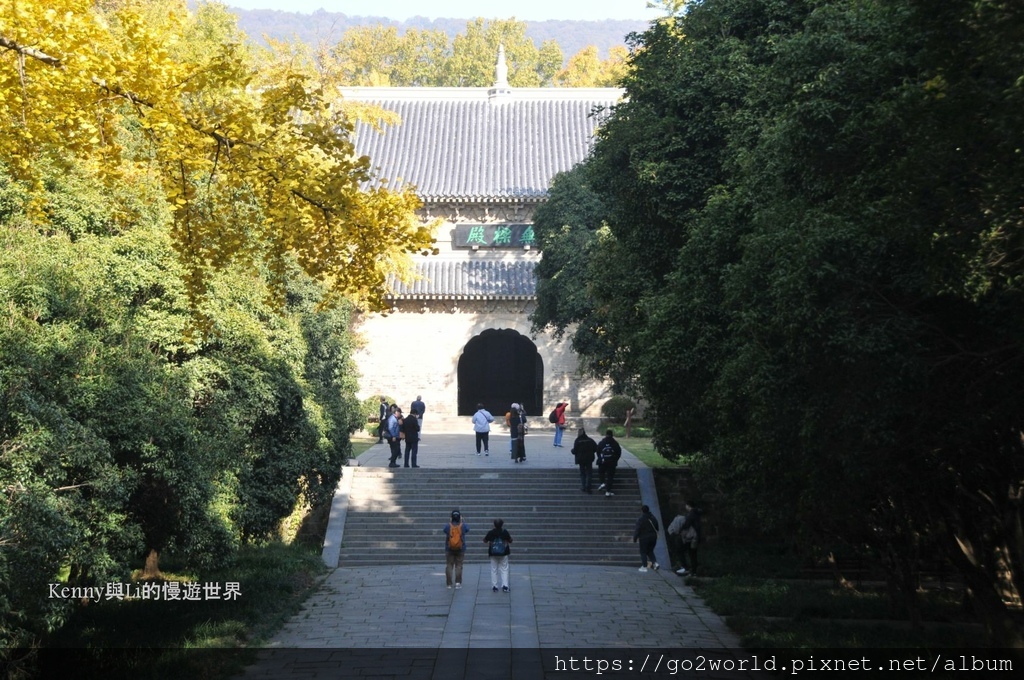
[454,224,535,249]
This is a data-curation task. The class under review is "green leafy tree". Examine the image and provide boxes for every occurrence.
[0,0,379,652]
[529,164,636,387]
[535,39,564,87]
[0,169,221,645]
[1,163,366,647]
[391,29,451,86]
[448,18,551,87]
[324,25,402,85]
[555,45,630,87]
[556,0,1024,645]
[554,46,602,87]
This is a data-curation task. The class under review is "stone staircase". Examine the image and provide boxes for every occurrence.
[337,468,642,567]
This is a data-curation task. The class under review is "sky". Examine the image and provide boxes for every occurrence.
[222,0,660,22]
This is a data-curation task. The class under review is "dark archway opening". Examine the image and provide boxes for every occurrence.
[457,329,543,416]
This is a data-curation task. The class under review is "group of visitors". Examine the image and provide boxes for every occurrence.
[379,395,426,468]
[470,403,530,462]
[442,501,701,590]
[667,500,702,575]
[633,500,703,575]
[382,395,703,579]
[443,510,513,593]
[570,428,623,496]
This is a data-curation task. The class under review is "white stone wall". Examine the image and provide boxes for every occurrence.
[351,201,613,424]
[351,300,611,421]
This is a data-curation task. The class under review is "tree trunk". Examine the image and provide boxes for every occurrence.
[948,537,1024,647]
[141,548,162,580]
[827,551,854,591]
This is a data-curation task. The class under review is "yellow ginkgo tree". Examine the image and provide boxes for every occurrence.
[0,0,434,310]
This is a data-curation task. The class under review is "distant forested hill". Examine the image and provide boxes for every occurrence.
[228,8,648,63]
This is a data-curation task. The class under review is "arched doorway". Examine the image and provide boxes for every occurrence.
[457,329,543,416]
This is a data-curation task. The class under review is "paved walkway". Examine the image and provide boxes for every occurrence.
[349,428,650,471]
[239,430,758,680]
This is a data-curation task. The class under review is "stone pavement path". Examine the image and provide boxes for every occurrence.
[238,431,761,679]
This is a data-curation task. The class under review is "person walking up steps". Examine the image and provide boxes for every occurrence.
[444,510,469,589]
[472,403,494,456]
[571,427,597,493]
[483,518,513,592]
[633,504,660,572]
[596,429,622,496]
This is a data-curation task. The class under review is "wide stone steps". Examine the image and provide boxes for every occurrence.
[338,468,642,566]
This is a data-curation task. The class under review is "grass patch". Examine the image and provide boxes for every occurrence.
[693,575,965,622]
[698,539,803,579]
[33,542,326,680]
[689,539,981,649]
[723,615,981,649]
[619,436,687,468]
[350,434,377,459]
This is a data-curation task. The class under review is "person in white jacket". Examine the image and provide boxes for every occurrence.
[472,403,495,456]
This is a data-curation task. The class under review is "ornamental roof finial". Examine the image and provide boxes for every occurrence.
[494,44,509,88]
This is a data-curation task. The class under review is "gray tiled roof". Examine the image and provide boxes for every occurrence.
[390,259,536,299]
[346,88,622,202]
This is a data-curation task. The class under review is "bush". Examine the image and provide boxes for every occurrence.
[606,424,652,438]
[600,396,637,422]
[360,394,393,436]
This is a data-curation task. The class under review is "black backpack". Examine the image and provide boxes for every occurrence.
[599,441,616,463]
[489,532,507,556]
[548,408,557,423]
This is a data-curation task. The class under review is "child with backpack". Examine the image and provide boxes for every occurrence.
[443,510,470,589]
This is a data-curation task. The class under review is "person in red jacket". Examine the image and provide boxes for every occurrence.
[552,401,568,447]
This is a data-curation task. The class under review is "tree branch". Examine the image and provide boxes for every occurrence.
[91,77,156,110]
[53,483,91,493]
[0,35,63,67]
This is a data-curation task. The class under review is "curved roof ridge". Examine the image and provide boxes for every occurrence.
[389,259,537,299]
[347,90,622,202]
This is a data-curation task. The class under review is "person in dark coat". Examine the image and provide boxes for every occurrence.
[507,403,520,455]
[509,405,527,463]
[377,395,389,443]
[570,427,598,493]
[668,500,702,575]
[633,504,660,572]
[596,430,622,496]
[402,408,421,467]
[411,395,426,436]
[482,518,513,592]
